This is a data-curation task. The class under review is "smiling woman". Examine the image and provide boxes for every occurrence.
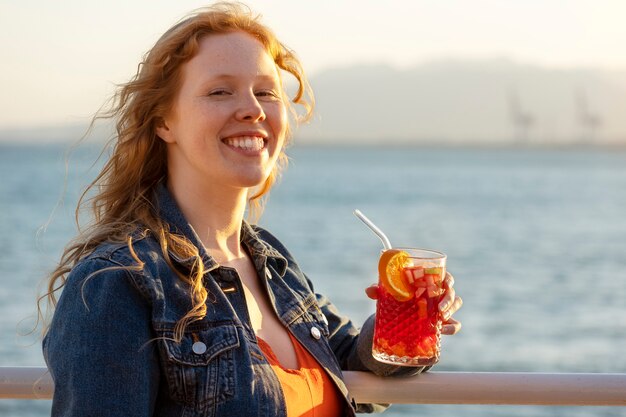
[38,3,461,417]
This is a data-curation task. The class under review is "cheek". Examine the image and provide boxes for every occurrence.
[272,102,289,137]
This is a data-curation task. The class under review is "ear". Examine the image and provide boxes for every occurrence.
[155,117,176,144]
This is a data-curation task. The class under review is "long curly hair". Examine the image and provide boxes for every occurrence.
[40,2,314,341]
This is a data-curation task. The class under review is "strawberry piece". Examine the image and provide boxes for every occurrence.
[425,274,436,287]
[415,287,426,299]
[411,266,425,280]
[414,278,427,288]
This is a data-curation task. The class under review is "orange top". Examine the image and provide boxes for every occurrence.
[257,333,344,417]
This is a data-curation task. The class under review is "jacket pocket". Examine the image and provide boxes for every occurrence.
[157,322,240,412]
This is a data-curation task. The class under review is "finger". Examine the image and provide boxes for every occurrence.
[441,317,462,335]
[365,285,379,300]
[441,295,463,320]
[448,295,463,315]
[438,285,456,313]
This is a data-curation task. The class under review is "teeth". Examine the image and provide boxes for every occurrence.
[224,136,264,151]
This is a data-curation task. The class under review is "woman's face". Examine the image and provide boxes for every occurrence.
[158,31,288,194]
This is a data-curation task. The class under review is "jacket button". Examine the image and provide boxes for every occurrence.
[192,341,207,354]
[310,326,321,340]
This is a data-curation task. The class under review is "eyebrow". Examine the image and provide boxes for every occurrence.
[206,74,279,82]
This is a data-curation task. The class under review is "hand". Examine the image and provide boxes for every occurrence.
[365,271,462,335]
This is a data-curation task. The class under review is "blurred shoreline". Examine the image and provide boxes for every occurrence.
[2,58,625,147]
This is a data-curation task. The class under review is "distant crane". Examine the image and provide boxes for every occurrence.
[576,89,602,143]
[508,89,534,144]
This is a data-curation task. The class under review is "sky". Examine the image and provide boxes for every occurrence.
[1,0,625,129]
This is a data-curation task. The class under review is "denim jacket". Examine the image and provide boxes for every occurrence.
[43,183,426,417]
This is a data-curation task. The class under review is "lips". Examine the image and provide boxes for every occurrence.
[222,136,266,152]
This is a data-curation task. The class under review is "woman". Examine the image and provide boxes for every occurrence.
[42,3,462,416]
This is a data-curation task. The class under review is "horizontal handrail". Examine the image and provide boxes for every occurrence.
[343,371,626,406]
[1,367,625,406]
[1,367,52,400]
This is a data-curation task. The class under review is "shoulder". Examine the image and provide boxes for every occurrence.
[66,234,166,302]
[82,232,160,268]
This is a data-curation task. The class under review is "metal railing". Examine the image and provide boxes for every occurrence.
[1,366,625,406]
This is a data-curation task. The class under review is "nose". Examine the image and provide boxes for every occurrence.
[235,92,266,122]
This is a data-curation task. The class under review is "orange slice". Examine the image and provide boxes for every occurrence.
[378,249,414,301]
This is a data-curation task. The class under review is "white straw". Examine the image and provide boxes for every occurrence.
[353,209,392,250]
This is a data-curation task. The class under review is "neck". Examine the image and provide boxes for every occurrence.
[166,177,249,263]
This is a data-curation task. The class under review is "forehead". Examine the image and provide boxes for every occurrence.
[183,31,279,81]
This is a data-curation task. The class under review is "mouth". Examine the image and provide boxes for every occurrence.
[222,136,267,152]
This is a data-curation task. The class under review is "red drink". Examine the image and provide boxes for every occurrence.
[372,249,446,366]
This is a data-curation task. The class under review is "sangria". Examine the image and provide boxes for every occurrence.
[372,248,446,366]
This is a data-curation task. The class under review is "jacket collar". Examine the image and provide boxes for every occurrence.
[240,221,288,276]
[153,181,287,276]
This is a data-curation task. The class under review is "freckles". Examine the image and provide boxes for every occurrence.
[202,102,222,115]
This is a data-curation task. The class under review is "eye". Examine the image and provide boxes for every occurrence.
[208,89,231,96]
[255,89,281,99]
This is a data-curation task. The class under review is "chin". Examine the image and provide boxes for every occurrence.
[236,172,272,189]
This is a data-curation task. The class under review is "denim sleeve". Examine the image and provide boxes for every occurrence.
[43,258,159,417]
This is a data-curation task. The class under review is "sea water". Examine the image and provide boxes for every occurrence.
[1,143,625,416]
